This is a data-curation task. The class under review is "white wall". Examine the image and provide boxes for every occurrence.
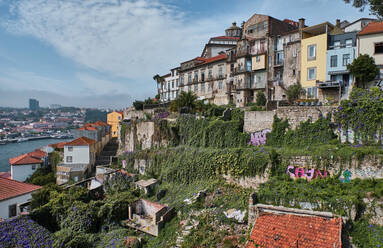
[359,33,383,65]
[345,22,362,33]
[11,164,41,182]
[0,192,35,220]
[64,145,90,164]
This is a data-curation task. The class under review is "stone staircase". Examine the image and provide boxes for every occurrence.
[95,138,118,166]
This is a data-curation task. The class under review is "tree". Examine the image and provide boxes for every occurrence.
[343,0,383,19]
[169,91,198,113]
[348,54,380,88]
[256,91,267,106]
[286,83,304,103]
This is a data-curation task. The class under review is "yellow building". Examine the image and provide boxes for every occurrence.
[300,22,342,99]
[107,111,124,138]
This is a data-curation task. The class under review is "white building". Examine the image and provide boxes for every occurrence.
[0,177,41,220]
[9,149,47,182]
[156,67,180,103]
[56,136,96,185]
[344,18,376,33]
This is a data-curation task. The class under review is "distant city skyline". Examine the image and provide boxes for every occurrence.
[0,0,371,108]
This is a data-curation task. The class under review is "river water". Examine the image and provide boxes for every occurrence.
[0,139,70,172]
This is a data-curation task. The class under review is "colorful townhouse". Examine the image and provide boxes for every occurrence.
[9,149,48,182]
[324,31,357,101]
[300,21,343,101]
[107,111,124,138]
[358,21,383,87]
[56,136,96,185]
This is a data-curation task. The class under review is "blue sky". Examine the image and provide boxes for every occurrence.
[0,0,371,109]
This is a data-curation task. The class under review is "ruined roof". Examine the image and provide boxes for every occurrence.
[65,136,96,146]
[0,178,42,201]
[247,212,342,248]
[359,21,383,36]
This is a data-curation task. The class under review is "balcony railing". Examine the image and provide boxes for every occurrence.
[233,67,252,75]
[316,80,344,88]
[251,47,266,55]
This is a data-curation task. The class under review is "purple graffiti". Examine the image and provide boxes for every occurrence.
[249,129,271,146]
[286,166,328,180]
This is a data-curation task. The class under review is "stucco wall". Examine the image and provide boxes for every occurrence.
[0,192,36,219]
[64,146,90,164]
[359,33,383,65]
[301,33,328,88]
[11,164,41,182]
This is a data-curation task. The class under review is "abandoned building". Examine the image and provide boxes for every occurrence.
[135,178,158,195]
[124,199,174,236]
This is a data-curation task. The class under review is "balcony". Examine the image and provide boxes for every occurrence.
[316,80,344,88]
[251,47,266,55]
[233,67,251,75]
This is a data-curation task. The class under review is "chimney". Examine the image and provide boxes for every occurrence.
[336,19,340,28]
[299,18,305,29]
[232,22,237,27]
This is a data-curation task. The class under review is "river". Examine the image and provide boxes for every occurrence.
[0,139,70,172]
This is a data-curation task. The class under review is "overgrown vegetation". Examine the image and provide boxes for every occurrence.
[348,54,380,89]
[286,83,304,103]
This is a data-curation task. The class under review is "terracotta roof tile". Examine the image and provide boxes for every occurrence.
[0,171,11,179]
[247,213,342,248]
[28,149,47,159]
[94,121,109,127]
[0,178,42,201]
[359,21,383,36]
[202,53,227,64]
[78,126,98,131]
[9,154,43,166]
[65,136,96,146]
[49,141,68,149]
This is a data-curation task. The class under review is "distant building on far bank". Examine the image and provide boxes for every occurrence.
[29,98,39,111]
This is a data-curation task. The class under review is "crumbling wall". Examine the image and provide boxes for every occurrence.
[244,106,335,133]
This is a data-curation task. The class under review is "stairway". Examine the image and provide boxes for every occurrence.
[95,138,118,166]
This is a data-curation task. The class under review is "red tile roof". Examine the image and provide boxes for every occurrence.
[28,149,47,159]
[359,21,383,36]
[247,213,342,248]
[78,126,98,131]
[202,53,227,65]
[94,121,109,127]
[0,171,11,179]
[65,136,96,146]
[9,154,43,166]
[211,36,240,40]
[49,141,68,149]
[0,178,42,201]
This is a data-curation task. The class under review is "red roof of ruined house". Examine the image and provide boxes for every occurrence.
[49,141,68,149]
[247,213,342,248]
[65,136,96,146]
[211,36,240,40]
[0,178,42,201]
[141,199,167,212]
[283,19,299,27]
[359,21,383,36]
[9,153,43,166]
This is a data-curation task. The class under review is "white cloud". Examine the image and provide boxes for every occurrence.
[3,0,224,81]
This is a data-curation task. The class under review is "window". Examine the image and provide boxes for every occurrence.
[68,146,73,151]
[293,69,296,76]
[201,71,205,81]
[256,56,260,62]
[194,84,198,92]
[172,80,174,88]
[218,81,223,89]
[375,43,383,54]
[194,71,198,82]
[176,79,179,87]
[201,83,205,92]
[218,66,223,77]
[343,54,351,66]
[208,69,213,79]
[74,176,79,182]
[9,204,17,218]
[118,116,121,120]
[345,39,353,47]
[181,76,184,84]
[308,45,316,60]
[208,83,212,91]
[307,67,317,81]
[188,73,192,83]
[330,55,338,67]
[188,86,191,92]
[293,49,297,58]
[334,41,341,48]
[32,165,36,170]
[66,156,73,163]
[168,83,170,89]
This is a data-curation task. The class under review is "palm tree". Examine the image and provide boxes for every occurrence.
[170,91,198,112]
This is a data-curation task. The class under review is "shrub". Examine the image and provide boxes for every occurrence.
[256,91,266,106]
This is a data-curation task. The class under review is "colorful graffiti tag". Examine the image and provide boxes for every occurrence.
[286,166,328,180]
[340,170,352,183]
[249,129,271,146]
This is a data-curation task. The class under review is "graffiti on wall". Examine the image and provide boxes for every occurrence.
[339,170,352,183]
[249,129,271,146]
[286,166,328,180]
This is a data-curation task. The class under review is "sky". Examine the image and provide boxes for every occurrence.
[0,0,372,109]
